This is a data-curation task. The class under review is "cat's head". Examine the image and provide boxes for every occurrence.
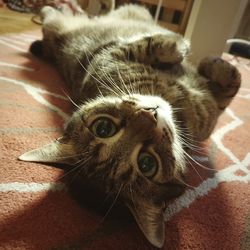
[19,94,186,247]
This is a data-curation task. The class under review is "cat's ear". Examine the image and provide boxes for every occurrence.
[18,137,76,165]
[125,197,165,248]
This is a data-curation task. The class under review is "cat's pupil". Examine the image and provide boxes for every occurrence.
[138,152,157,177]
[97,120,110,137]
[92,117,116,138]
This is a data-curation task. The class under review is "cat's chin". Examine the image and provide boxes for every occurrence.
[131,94,171,109]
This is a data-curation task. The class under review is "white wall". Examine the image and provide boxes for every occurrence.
[185,0,247,64]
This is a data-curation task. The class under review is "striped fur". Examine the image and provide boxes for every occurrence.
[23,4,241,248]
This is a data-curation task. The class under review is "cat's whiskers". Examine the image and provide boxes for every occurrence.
[65,155,93,184]
[129,183,139,215]
[174,126,217,181]
[179,131,204,145]
[100,64,126,98]
[175,148,205,183]
[54,154,83,159]
[129,73,139,95]
[76,56,121,98]
[150,78,155,95]
[172,106,185,112]
[180,137,206,154]
[121,49,138,94]
[56,163,82,181]
[114,59,151,96]
[85,38,136,95]
[96,86,105,99]
[142,65,154,96]
[84,53,122,96]
[99,183,124,224]
[183,150,217,172]
[115,64,132,97]
[102,185,116,204]
[126,71,137,95]
[129,70,141,94]
[84,47,103,73]
[179,133,213,162]
[87,61,121,99]
[174,175,196,189]
[61,88,81,109]
[90,59,124,96]
[102,62,128,96]
[84,48,126,97]
[56,152,91,181]
[175,126,208,154]
[73,153,91,165]
[145,83,154,96]
[183,154,204,181]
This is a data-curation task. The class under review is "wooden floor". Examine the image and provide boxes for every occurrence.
[0,7,39,34]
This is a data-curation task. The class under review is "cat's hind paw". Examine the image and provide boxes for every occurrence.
[40,6,58,22]
[198,56,241,108]
[29,40,43,58]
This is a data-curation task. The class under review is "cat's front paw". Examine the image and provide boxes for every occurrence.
[151,34,190,64]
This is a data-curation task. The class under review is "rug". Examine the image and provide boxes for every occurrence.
[0,31,250,250]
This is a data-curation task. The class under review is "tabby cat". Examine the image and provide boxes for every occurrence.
[19,3,241,248]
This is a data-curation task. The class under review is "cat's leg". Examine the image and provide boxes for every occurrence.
[29,7,66,58]
[30,6,88,59]
[116,33,190,65]
[198,57,241,110]
[40,6,89,33]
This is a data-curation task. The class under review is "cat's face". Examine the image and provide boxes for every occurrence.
[19,94,186,247]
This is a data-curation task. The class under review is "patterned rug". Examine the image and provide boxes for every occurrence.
[0,31,250,250]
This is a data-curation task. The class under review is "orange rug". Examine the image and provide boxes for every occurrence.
[0,31,250,250]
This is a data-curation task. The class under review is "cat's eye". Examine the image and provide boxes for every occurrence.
[138,152,158,177]
[91,117,117,138]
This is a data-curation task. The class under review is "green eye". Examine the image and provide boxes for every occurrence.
[138,152,158,177]
[91,117,117,138]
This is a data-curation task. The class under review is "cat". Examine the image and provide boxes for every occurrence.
[19,3,241,248]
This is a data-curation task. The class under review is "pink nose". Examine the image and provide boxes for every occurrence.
[139,108,158,124]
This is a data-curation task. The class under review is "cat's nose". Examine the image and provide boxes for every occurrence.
[140,108,158,123]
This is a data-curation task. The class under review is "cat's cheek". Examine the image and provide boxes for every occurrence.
[130,143,143,173]
[84,126,100,142]
[98,144,111,162]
